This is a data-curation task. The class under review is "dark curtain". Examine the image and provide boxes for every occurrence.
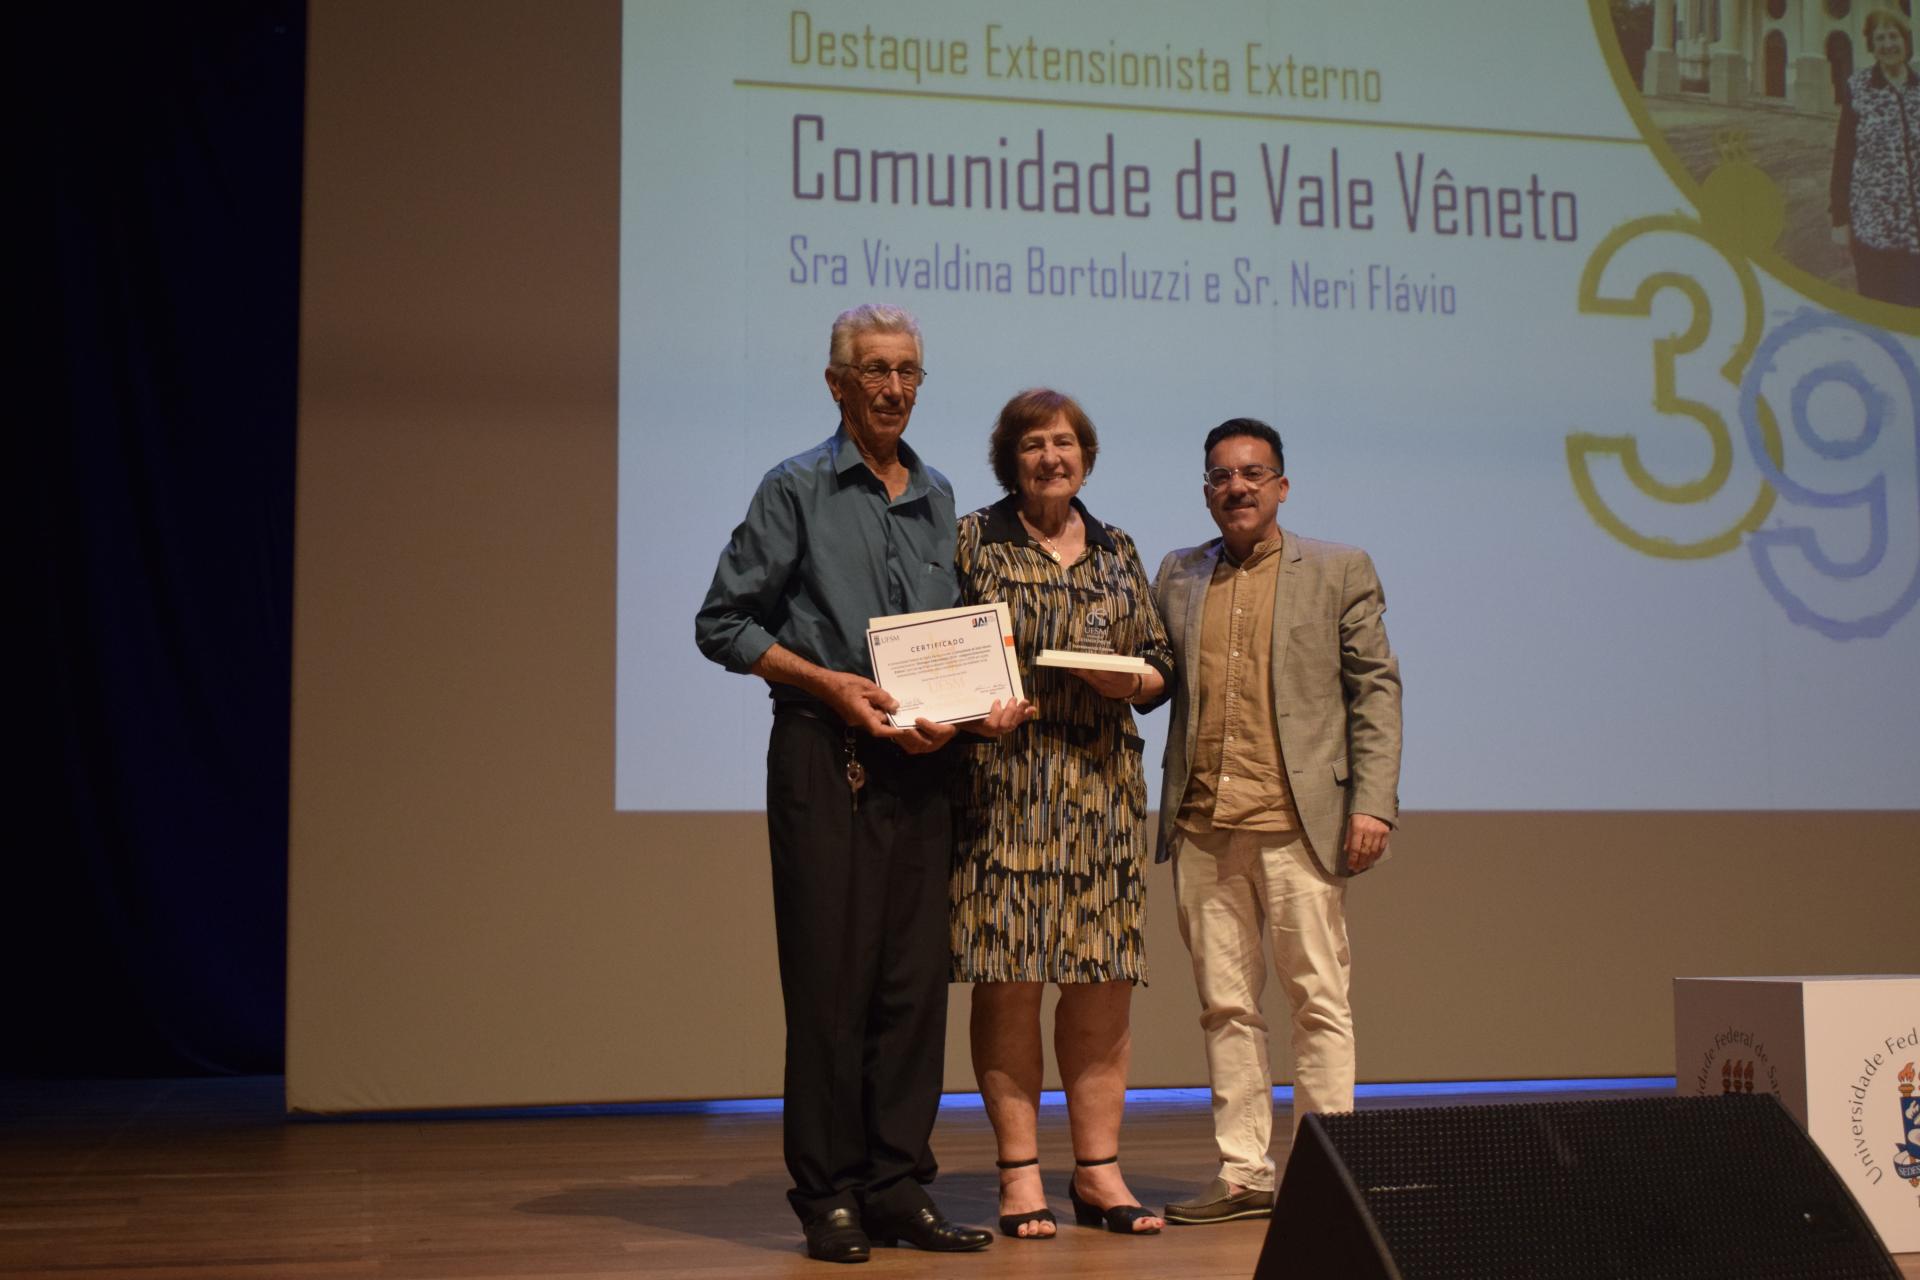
[13,2,304,1075]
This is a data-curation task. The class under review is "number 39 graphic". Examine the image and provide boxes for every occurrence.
[1739,311,1920,640]
[1571,215,1920,640]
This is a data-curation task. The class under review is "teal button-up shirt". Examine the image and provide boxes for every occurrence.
[696,425,959,704]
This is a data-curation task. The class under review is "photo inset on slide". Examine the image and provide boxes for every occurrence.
[1601,0,1919,313]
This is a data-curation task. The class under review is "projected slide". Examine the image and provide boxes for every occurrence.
[617,1,1920,812]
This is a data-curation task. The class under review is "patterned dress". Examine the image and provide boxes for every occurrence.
[949,495,1173,983]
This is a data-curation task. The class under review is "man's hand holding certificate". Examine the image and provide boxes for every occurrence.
[866,604,1026,729]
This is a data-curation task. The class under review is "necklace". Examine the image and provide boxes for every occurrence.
[1018,508,1074,563]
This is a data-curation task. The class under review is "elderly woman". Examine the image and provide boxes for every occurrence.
[1831,8,1920,306]
[950,388,1173,1239]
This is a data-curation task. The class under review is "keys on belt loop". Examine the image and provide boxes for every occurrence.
[843,729,866,811]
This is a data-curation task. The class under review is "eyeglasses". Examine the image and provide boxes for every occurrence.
[839,361,927,388]
[1203,464,1280,487]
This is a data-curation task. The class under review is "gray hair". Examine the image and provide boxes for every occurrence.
[829,303,923,367]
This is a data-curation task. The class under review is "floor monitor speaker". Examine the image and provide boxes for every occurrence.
[1254,1094,1900,1279]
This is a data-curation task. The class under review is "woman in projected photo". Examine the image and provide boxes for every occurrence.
[1830,8,1920,307]
[950,387,1172,1240]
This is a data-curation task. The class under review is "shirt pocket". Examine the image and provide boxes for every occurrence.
[923,559,959,603]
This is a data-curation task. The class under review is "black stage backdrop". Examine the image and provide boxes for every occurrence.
[14,3,304,1075]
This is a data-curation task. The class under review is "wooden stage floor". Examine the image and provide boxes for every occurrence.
[2,1078,1913,1279]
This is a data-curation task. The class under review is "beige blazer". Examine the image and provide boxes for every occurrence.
[1151,529,1402,876]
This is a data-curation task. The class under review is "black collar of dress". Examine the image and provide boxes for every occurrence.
[979,493,1117,553]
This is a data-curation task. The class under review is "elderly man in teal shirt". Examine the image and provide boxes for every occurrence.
[696,304,993,1264]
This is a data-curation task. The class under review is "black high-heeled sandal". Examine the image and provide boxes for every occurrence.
[1066,1155,1161,1235]
[995,1157,1057,1239]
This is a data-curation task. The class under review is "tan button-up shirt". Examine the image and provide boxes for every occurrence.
[1176,536,1300,834]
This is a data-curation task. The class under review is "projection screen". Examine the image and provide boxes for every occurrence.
[618,1,1920,815]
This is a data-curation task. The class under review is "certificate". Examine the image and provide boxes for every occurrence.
[866,603,1025,728]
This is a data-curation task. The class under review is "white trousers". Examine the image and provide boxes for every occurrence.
[1172,826,1354,1192]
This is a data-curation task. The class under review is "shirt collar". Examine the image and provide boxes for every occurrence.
[1219,531,1284,569]
[978,492,1117,552]
[832,423,930,500]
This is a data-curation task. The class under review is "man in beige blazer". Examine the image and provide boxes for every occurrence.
[1149,418,1402,1225]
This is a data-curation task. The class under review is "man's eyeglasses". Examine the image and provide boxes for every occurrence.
[1203,464,1280,487]
[839,361,927,388]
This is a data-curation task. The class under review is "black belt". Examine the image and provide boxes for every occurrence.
[772,698,837,723]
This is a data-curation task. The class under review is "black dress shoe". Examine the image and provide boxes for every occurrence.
[869,1205,992,1252]
[803,1208,871,1264]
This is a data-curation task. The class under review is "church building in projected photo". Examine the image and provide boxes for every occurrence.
[1635,0,1914,113]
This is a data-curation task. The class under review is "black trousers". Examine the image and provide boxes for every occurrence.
[765,708,953,1225]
